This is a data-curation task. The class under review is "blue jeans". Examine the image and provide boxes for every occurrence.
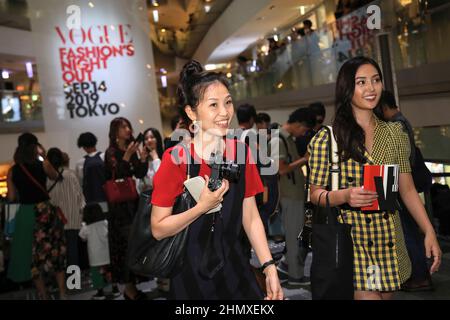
[399,200,429,281]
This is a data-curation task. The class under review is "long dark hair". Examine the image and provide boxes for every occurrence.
[177,60,230,125]
[333,56,384,163]
[143,127,164,159]
[108,117,134,149]
[13,133,39,164]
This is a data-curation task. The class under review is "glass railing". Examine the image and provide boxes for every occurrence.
[0,90,43,126]
[229,0,450,101]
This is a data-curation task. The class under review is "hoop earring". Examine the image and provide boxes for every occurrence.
[190,120,200,134]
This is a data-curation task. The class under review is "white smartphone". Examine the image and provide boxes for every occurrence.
[183,176,222,214]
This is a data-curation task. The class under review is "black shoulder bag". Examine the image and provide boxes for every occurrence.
[310,126,354,300]
[127,144,197,278]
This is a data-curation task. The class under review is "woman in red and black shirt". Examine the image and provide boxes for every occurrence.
[151,61,283,300]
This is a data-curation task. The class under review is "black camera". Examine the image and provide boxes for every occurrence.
[207,152,240,191]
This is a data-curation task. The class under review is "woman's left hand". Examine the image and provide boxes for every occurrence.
[264,265,284,300]
[149,148,159,160]
[139,146,149,162]
[424,230,442,274]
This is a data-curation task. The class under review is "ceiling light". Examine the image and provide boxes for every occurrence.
[273,34,279,42]
[161,28,166,33]
[226,73,232,78]
[205,64,216,71]
[26,62,34,78]
[2,70,10,79]
[300,6,305,15]
[153,10,159,23]
[204,5,211,13]
[161,75,167,88]
[88,2,94,8]
[151,0,159,7]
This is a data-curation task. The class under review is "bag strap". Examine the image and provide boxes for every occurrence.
[19,163,49,197]
[178,143,192,180]
[47,169,64,193]
[321,127,345,224]
[323,126,340,191]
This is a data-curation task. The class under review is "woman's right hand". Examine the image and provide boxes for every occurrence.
[345,187,378,208]
[123,141,140,162]
[197,175,229,213]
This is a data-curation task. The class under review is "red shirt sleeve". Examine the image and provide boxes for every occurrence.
[244,145,264,198]
[151,147,186,207]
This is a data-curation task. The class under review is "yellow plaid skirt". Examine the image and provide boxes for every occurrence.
[339,210,411,292]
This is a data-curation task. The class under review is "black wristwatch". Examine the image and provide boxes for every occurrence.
[259,259,276,273]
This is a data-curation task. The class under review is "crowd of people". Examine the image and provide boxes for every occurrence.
[3,56,443,300]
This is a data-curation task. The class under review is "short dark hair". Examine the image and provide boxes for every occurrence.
[381,90,397,110]
[77,132,97,148]
[308,102,326,118]
[288,107,315,128]
[47,147,64,169]
[256,112,271,124]
[303,19,313,28]
[237,104,257,124]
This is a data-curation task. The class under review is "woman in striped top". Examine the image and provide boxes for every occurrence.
[47,148,86,268]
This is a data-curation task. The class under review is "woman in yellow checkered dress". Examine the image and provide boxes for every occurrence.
[308,57,441,300]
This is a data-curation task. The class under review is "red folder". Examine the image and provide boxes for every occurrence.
[362,164,400,211]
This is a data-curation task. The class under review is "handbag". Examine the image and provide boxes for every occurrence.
[103,153,138,204]
[127,144,197,278]
[310,126,354,300]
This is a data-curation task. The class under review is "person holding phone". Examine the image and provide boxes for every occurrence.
[104,117,149,300]
[136,128,164,193]
[151,60,283,300]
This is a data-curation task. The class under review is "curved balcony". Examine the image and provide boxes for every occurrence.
[229,0,450,102]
